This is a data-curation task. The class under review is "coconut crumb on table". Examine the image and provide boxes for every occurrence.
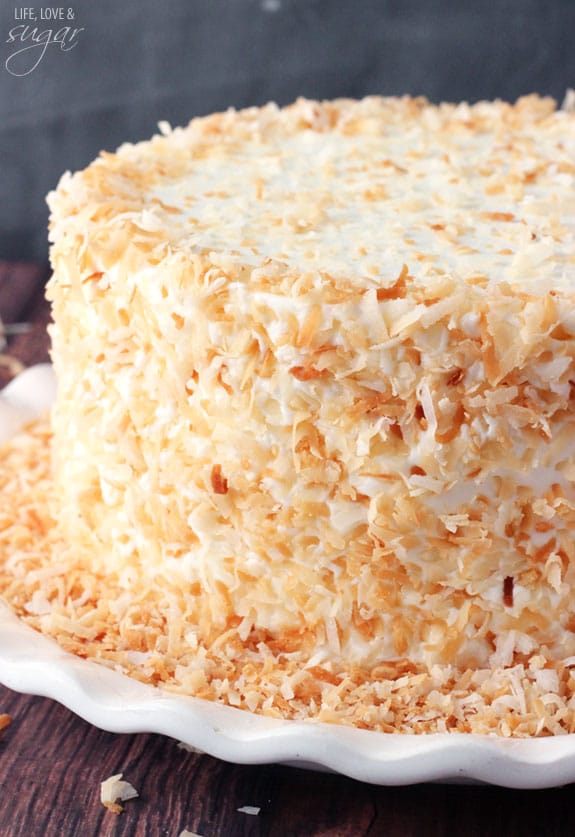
[100,773,139,815]
[177,741,205,755]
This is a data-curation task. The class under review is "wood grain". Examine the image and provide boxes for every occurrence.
[0,263,573,836]
[0,261,51,388]
[2,682,575,837]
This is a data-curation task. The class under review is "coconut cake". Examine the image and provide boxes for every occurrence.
[2,94,575,735]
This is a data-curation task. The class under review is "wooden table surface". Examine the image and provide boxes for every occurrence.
[0,263,573,837]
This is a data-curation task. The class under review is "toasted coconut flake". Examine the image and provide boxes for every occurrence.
[503,576,514,607]
[210,464,228,495]
[100,773,138,814]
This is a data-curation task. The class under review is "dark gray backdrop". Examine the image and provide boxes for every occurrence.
[2,0,574,262]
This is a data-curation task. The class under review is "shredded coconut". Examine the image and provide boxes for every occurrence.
[1,95,575,737]
[100,773,139,814]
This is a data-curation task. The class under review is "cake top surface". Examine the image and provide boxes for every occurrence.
[48,95,575,294]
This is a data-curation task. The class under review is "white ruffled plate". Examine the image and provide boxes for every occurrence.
[2,365,575,789]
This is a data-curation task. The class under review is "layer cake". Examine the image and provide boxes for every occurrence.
[3,94,575,734]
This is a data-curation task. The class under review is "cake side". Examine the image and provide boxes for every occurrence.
[46,95,575,675]
[2,420,575,735]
